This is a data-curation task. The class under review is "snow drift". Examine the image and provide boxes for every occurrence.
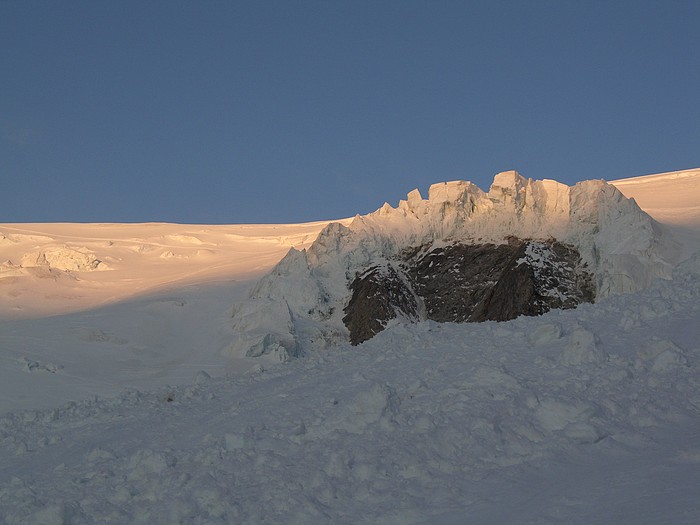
[230,171,681,359]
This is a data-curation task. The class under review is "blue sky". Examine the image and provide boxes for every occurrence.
[2,1,699,224]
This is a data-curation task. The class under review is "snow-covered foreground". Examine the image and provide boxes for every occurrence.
[1,254,700,523]
[0,281,254,412]
[1,168,700,523]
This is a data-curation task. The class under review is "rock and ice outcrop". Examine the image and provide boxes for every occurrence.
[230,171,680,357]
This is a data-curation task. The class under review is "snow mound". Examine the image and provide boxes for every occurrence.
[230,171,681,358]
[0,260,23,278]
[21,246,109,272]
[165,234,207,245]
[559,324,608,366]
[309,382,400,436]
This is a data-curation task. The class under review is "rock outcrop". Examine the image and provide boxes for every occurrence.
[343,239,594,344]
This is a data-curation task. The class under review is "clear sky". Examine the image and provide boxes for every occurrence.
[2,1,699,224]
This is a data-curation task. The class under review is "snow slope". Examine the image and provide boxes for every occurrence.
[0,220,347,412]
[1,168,699,523]
[611,168,700,260]
[1,253,699,524]
[611,168,700,229]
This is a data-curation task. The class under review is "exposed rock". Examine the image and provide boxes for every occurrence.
[343,264,419,345]
[343,239,594,345]
[408,242,519,323]
[469,244,537,323]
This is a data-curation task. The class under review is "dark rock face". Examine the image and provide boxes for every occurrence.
[407,242,521,323]
[343,239,594,345]
[343,264,419,346]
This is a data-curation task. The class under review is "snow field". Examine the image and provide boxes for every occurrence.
[0,221,345,319]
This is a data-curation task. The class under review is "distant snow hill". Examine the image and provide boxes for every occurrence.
[0,221,344,319]
[611,167,700,229]
[230,170,692,361]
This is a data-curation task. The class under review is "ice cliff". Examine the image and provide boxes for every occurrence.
[229,171,681,360]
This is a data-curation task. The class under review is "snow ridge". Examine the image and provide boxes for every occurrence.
[230,171,681,359]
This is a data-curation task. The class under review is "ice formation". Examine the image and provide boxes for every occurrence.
[230,171,681,359]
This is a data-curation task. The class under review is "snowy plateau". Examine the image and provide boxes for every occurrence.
[1,168,700,524]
